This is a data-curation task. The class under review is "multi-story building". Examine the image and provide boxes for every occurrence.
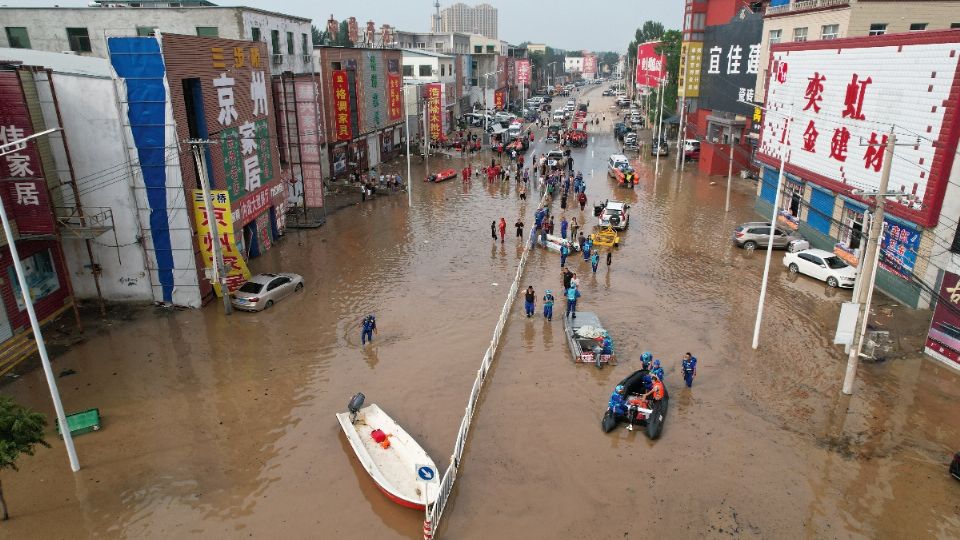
[392,30,472,55]
[435,2,498,40]
[467,34,506,108]
[0,1,313,75]
[526,43,546,54]
[564,56,584,74]
[755,0,960,99]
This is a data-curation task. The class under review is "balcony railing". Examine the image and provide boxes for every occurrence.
[766,0,850,16]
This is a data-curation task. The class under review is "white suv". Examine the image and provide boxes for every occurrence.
[598,200,630,230]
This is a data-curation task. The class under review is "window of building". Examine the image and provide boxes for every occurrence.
[951,23,960,29]
[251,27,261,42]
[5,27,31,49]
[792,27,808,42]
[486,45,494,53]
[195,26,218,37]
[435,42,444,52]
[403,65,413,77]
[840,206,865,252]
[419,65,432,76]
[286,31,294,54]
[271,30,280,55]
[331,61,342,70]
[301,33,308,55]
[473,45,482,53]
[136,26,157,37]
[821,24,839,40]
[8,250,60,311]
[66,27,92,52]
[868,23,887,36]
[769,29,782,45]
[416,42,426,48]
[910,23,928,31]
[440,64,445,76]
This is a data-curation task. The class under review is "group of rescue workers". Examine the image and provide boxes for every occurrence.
[607,352,698,429]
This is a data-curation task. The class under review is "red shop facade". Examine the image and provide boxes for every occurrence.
[161,34,288,301]
[0,69,74,343]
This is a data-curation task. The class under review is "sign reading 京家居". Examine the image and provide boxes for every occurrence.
[759,34,960,227]
[333,70,352,141]
[635,41,665,88]
[427,83,442,141]
[193,189,251,296]
[925,271,960,369]
[204,43,276,203]
[698,8,762,115]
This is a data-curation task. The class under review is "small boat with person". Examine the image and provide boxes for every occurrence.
[564,311,617,368]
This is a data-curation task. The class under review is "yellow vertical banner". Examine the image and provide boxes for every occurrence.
[193,190,252,297]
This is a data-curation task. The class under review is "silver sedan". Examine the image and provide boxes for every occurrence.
[230,272,304,312]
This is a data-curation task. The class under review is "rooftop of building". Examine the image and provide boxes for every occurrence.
[0,47,114,78]
[0,3,312,22]
[399,48,456,59]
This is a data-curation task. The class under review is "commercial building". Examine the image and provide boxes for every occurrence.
[392,30,471,55]
[313,47,405,180]
[755,0,960,99]
[0,1,312,75]
[755,30,960,322]
[434,3,498,40]
[564,56,584,74]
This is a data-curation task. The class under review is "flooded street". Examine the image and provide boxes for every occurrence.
[2,87,958,540]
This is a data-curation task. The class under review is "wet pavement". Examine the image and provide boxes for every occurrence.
[2,86,959,539]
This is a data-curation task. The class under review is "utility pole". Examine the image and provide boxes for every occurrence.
[0,128,80,472]
[842,131,897,395]
[725,135,735,212]
[752,104,793,350]
[422,89,430,177]
[188,141,232,316]
[404,84,413,207]
[654,76,666,176]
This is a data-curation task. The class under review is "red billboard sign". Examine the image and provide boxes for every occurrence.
[582,55,597,75]
[925,271,960,370]
[516,59,531,84]
[294,80,323,208]
[636,41,666,88]
[494,89,505,111]
[426,83,442,141]
[387,74,403,121]
[0,71,55,235]
[332,70,352,141]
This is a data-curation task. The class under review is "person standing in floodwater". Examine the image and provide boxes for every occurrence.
[681,352,698,388]
[498,218,506,243]
[543,289,555,321]
[515,218,524,239]
[491,220,497,241]
[591,250,600,273]
[524,286,536,318]
[361,314,377,345]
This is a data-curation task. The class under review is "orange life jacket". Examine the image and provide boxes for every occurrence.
[651,381,665,400]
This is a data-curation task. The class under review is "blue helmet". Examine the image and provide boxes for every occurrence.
[615,385,625,393]
[652,359,661,368]
[641,351,652,364]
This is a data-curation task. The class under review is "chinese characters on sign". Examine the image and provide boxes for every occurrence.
[387,74,403,121]
[635,42,666,88]
[925,271,960,368]
[515,59,531,84]
[426,83,442,141]
[332,70,352,141]
[880,219,919,279]
[364,52,384,130]
[1,179,55,234]
[681,42,703,97]
[698,8,762,114]
[493,89,505,111]
[192,189,252,296]
[758,39,960,224]
[294,80,324,208]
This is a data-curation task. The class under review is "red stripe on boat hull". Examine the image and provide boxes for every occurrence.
[375,482,426,510]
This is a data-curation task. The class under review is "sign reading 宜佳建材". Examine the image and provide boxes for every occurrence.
[698,8,762,115]
[192,189,252,296]
[759,32,960,227]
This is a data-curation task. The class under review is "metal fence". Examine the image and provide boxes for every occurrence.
[423,194,545,539]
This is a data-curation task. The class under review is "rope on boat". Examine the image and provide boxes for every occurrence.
[423,191,548,539]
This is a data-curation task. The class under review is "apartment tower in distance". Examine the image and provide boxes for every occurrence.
[433,2,498,39]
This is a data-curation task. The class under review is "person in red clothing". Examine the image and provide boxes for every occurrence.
[498,217,506,243]
[462,166,469,182]
[529,130,535,143]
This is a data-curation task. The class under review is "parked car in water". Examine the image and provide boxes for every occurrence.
[650,137,669,156]
[547,150,567,169]
[733,222,803,250]
[783,249,857,288]
[597,200,631,230]
[683,139,701,161]
[231,273,304,311]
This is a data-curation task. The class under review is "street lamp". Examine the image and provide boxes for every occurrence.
[547,61,558,88]
[482,69,501,144]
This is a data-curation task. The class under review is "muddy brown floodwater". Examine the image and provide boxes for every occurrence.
[1,86,958,540]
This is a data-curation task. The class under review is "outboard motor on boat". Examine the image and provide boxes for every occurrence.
[348,392,365,424]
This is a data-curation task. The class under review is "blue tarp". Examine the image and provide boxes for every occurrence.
[108,37,174,303]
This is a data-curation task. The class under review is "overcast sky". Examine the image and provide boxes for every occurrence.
[21,0,683,52]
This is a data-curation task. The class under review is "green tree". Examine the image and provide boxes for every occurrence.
[656,30,682,114]
[0,396,49,520]
[636,21,666,43]
[566,50,583,57]
[335,21,353,47]
[311,24,329,46]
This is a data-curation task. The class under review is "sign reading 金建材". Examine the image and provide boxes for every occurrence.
[333,70,352,141]
[759,33,960,227]
[192,189,252,296]
[427,83,442,141]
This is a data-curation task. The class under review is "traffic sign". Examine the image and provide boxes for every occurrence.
[416,464,437,482]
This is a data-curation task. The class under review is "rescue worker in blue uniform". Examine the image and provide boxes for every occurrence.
[640,351,653,371]
[542,289,555,321]
[681,352,698,388]
[601,332,613,355]
[651,359,665,382]
[608,385,627,416]
[361,314,377,345]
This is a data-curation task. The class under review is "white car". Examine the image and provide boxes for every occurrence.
[782,248,857,288]
[546,150,566,169]
[598,200,630,230]
[552,110,565,122]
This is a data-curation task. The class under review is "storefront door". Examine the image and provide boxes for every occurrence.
[0,299,11,343]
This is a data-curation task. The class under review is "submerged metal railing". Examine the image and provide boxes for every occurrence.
[423,193,547,539]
